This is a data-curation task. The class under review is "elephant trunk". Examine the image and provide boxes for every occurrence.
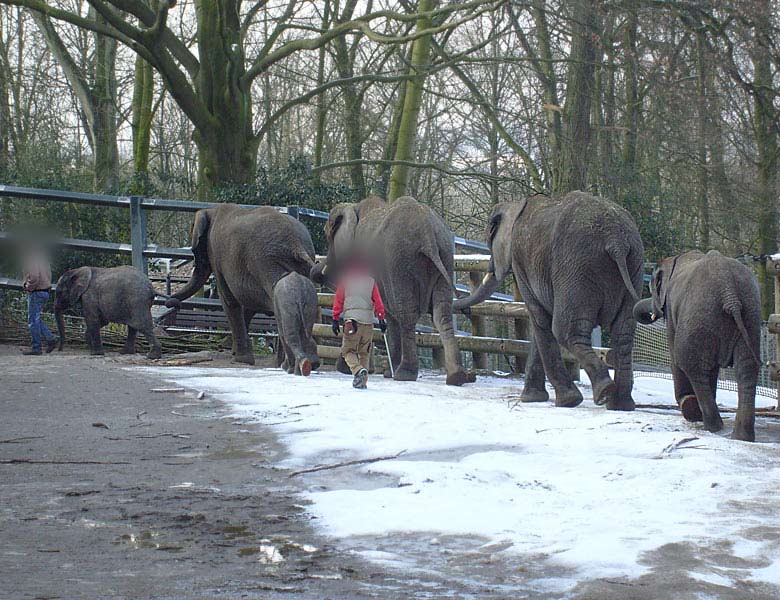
[165,262,212,309]
[310,260,327,285]
[453,270,503,312]
[633,297,657,325]
[55,308,66,351]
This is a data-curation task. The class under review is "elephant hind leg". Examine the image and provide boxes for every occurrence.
[522,296,581,407]
[121,327,138,354]
[141,326,162,360]
[432,286,471,386]
[555,315,613,406]
[383,314,402,378]
[395,320,419,381]
[732,345,758,442]
[687,369,723,433]
[605,302,636,412]
[520,329,549,403]
[216,275,254,365]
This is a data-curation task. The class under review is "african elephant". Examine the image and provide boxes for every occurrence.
[633,250,761,441]
[165,204,316,365]
[455,191,644,410]
[273,272,321,376]
[311,195,473,386]
[54,266,162,359]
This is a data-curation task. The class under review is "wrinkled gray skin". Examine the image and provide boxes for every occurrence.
[54,266,161,359]
[633,251,761,441]
[455,191,644,410]
[166,204,316,365]
[311,195,473,386]
[273,272,321,375]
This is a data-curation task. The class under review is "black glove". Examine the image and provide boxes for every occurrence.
[332,319,340,335]
[378,319,387,333]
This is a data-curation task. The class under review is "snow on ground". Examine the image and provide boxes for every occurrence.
[144,366,780,593]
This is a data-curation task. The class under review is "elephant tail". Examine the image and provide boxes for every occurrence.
[607,245,639,302]
[421,245,453,289]
[724,301,761,365]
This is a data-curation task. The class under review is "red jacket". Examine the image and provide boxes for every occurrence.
[332,277,386,322]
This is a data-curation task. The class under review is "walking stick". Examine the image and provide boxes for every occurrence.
[383,333,395,378]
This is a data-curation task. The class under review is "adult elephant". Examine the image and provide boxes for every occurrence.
[311,195,473,386]
[165,204,316,365]
[455,191,644,410]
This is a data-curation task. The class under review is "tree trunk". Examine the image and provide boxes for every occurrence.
[194,0,257,199]
[92,14,118,192]
[751,2,778,318]
[695,31,710,248]
[131,54,154,192]
[388,0,438,201]
[555,0,599,194]
[313,2,331,185]
[375,77,407,198]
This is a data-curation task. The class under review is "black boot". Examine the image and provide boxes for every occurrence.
[46,338,58,354]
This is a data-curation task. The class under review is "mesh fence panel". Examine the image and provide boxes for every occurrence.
[633,321,777,400]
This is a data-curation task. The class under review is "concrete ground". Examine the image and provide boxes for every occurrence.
[2,344,779,600]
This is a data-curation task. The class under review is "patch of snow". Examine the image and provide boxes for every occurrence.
[143,366,780,593]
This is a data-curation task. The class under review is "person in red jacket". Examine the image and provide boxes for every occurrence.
[331,259,386,389]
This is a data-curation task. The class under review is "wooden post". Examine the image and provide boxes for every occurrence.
[469,270,488,370]
[775,270,780,410]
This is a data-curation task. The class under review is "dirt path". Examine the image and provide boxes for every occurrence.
[0,345,451,599]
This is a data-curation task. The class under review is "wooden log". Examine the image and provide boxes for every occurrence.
[468,270,487,370]
[453,256,491,272]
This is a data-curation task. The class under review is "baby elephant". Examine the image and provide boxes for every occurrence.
[633,251,761,441]
[273,272,320,376]
[54,266,162,360]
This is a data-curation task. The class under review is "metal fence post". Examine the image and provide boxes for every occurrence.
[129,196,148,274]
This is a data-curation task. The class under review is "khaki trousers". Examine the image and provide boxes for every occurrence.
[340,322,373,374]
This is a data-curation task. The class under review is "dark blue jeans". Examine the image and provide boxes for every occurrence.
[28,291,54,352]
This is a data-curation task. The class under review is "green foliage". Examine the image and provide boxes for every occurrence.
[211,155,354,252]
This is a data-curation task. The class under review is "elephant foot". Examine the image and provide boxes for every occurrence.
[90,350,105,356]
[520,387,549,403]
[679,395,703,422]
[555,387,583,408]
[119,347,136,355]
[384,369,394,378]
[446,370,471,386]
[605,395,635,412]
[731,421,755,442]
[704,416,724,433]
[280,360,289,372]
[299,359,312,377]
[394,367,418,382]
[592,377,617,406]
[146,349,162,360]
[234,353,255,366]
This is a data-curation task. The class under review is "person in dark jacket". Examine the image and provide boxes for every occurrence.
[332,260,386,389]
[21,249,57,356]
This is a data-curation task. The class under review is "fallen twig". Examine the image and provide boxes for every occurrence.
[158,357,213,367]
[657,436,702,458]
[289,450,407,477]
[151,387,186,393]
[0,436,46,444]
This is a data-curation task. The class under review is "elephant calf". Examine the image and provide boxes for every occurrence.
[54,266,162,360]
[273,272,320,376]
[634,250,761,441]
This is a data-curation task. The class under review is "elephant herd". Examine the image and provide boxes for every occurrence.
[54,191,763,442]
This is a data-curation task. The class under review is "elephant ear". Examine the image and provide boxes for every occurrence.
[486,199,528,281]
[326,204,358,260]
[61,267,92,305]
[652,255,679,318]
[191,210,210,253]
